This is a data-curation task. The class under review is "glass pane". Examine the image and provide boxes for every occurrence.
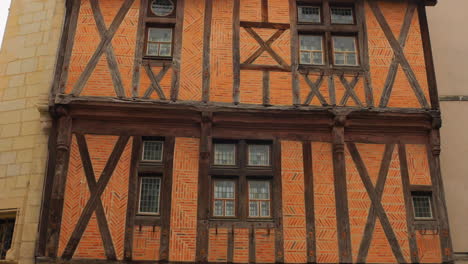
[298,6,321,23]
[159,43,172,57]
[214,144,236,165]
[300,51,311,64]
[249,201,259,217]
[214,180,235,199]
[214,200,224,216]
[148,28,172,42]
[225,200,235,216]
[412,196,433,219]
[333,36,356,52]
[139,177,161,214]
[300,35,322,51]
[313,52,323,65]
[331,7,354,24]
[334,53,345,65]
[346,53,357,66]
[260,201,270,217]
[147,43,159,56]
[142,141,163,161]
[249,181,270,200]
[150,0,175,16]
[248,144,270,166]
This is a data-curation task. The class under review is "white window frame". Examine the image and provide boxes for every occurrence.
[212,179,237,217]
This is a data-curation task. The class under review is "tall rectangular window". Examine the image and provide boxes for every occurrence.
[299,35,324,65]
[333,36,358,66]
[213,180,236,217]
[248,181,271,217]
[138,177,162,214]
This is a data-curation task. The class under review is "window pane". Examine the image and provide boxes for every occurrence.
[346,53,357,66]
[333,36,358,66]
[300,35,322,51]
[142,141,163,161]
[214,180,235,199]
[248,145,270,166]
[298,6,321,23]
[159,43,172,57]
[413,196,433,219]
[300,35,323,65]
[331,7,354,24]
[300,52,311,64]
[214,144,236,165]
[214,200,224,216]
[225,200,235,216]
[313,52,323,65]
[334,53,345,65]
[249,181,270,200]
[147,43,159,56]
[249,201,259,217]
[150,0,175,16]
[260,201,270,217]
[148,28,172,42]
[333,36,356,52]
[139,177,161,214]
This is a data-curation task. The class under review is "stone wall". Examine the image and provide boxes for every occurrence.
[0,0,65,263]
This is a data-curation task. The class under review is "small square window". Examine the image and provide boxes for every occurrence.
[248,144,270,166]
[138,177,161,214]
[412,194,433,219]
[331,7,354,24]
[300,35,324,65]
[298,6,321,23]
[213,180,236,217]
[146,27,173,57]
[214,144,236,166]
[333,36,358,66]
[142,141,164,162]
[248,181,271,217]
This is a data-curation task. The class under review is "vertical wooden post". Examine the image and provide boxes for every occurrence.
[170,0,185,101]
[331,112,352,263]
[232,0,241,104]
[196,112,212,263]
[202,0,213,103]
[303,141,316,263]
[45,107,73,257]
[273,139,284,263]
[289,0,300,105]
[428,113,453,263]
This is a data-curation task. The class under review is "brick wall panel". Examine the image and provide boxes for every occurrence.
[179,0,204,101]
[240,0,261,22]
[255,228,275,263]
[210,0,233,103]
[169,137,200,262]
[270,72,292,105]
[312,142,339,263]
[208,228,228,262]
[281,141,307,263]
[406,144,432,186]
[367,219,398,263]
[416,233,442,263]
[268,0,290,24]
[133,226,161,260]
[233,228,249,263]
[240,70,262,104]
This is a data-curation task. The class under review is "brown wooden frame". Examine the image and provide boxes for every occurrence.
[143,25,175,60]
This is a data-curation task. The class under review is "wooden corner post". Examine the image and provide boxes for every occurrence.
[428,112,454,263]
[331,111,352,263]
[45,107,73,258]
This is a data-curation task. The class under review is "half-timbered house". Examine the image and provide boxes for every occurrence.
[34,0,453,263]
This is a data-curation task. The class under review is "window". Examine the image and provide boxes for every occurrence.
[145,27,173,58]
[150,0,175,17]
[214,143,236,166]
[248,144,271,166]
[138,177,161,214]
[213,180,236,217]
[248,181,271,217]
[331,7,354,24]
[333,36,358,66]
[297,2,360,68]
[142,140,164,162]
[0,212,15,260]
[300,35,324,65]
[298,6,321,23]
[412,193,434,220]
[211,140,274,221]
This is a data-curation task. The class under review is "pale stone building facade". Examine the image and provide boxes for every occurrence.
[428,0,468,262]
[0,0,65,263]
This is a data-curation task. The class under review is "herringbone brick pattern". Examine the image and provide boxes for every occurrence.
[179,0,204,101]
[268,0,290,24]
[208,228,228,262]
[255,229,276,263]
[406,144,432,186]
[209,0,233,103]
[271,29,291,67]
[367,220,397,263]
[59,135,132,259]
[240,0,261,22]
[138,66,172,99]
[169,138,200,262]
[133,226,161,260]
[233,228,249,263]
[416,233,442,263]
[281,141,307,263]
[312,142,339,263]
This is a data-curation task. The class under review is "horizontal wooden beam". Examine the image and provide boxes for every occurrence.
[240,21,290,29]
